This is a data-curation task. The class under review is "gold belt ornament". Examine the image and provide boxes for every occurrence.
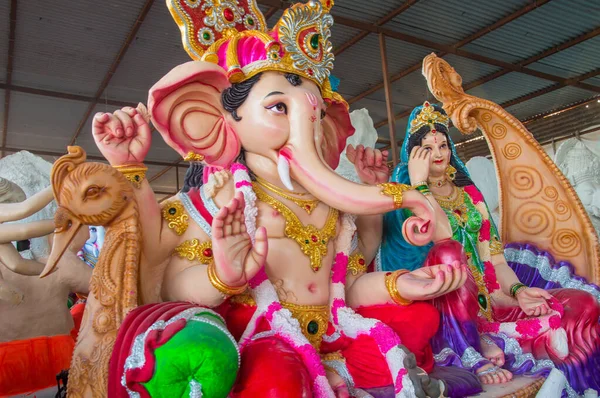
[229,293,329,350]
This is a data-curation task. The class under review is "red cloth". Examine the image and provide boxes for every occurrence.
[231,336,313,398]
[0,334,74,396]
[220,299,440,390]
[70,303,86,341]
[343,302,440,388]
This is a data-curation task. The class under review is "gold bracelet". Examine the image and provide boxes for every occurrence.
[378,183,413,209]
[207,261,248,296]
[113,164,148,189]
[347,252,368,276]
[411,181,428,189]
[385,270,413,306]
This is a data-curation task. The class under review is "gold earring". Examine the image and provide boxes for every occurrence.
[445,165,457,181]
[184,151,205,162]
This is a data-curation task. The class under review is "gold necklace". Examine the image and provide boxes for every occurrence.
[254,176,320,214]
[428,177,448,188]
[434,186,469,227]
[253,183,338,272]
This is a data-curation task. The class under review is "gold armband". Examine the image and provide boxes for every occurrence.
[175,239,213,264]
[385,269,413,306]
[347,252,368,276]
[113,163,147,189]
[207,261,248,296]
[161,200,189,236]
[489,236,504,256]
[378,183,413,209]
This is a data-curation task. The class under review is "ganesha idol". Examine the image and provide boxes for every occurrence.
[39,1,480,397]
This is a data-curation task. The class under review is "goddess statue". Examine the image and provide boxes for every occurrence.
[555,138,600,240]
[381,102,600,394]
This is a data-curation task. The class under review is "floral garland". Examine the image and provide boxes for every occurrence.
[224,164,414,397]
[463,186,568,359]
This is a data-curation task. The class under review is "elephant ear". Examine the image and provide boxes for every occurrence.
[148,61,241,168]
[321,97,355,169]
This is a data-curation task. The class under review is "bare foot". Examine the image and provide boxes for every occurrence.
[479,335,505,367]
[399,345,446,397]
[476,363,513,385]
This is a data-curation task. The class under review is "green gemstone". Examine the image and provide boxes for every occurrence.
[321,240,325,244]
[169,207,177,215]
[248,17,254,25]
[305,239,310,244]
[307,320,319,335]
[310,34,320,50]
[478,294,487,310]
[203,32,211,40]
[428,119,433,123]
[134,175,140,181]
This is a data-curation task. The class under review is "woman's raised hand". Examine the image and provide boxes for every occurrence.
[408,146,431,185]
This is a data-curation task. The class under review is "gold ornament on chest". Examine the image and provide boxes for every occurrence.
[253,183,338,272]
[254,176,320,214]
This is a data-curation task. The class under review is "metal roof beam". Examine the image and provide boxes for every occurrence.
[0,146,188,167]
[0,83,136,107]
[348,0,551,105]
[264,6,278,20]
[334,0,419,57]
[68,0,155,146]
[148,159,184,183]
[1,0,18,159]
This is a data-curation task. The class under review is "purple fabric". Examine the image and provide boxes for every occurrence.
[505,242,600,293]
[430,366,482,398]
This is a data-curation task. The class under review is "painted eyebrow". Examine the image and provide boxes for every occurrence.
[265,91,284,98]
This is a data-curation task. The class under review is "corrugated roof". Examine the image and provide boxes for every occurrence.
[467,72,554,105]
[330,24,363,51]
[0,90,5,133]
[463,0,600,63]
[440,55,502,84]
[506,86,598,120]
[332,0,410,25]
[334,34,434,98]
[6,92,88,152]
[527,35,600,79]
[0,1,8,81]
[105,2,191,104]
[385,0,526,45]
[11,0,146,97]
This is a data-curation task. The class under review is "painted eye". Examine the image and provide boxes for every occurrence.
[321,110,326,120]
[86,186,101,198]
[267,102,287,115]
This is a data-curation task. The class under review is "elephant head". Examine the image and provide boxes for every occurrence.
[150,0,436,245]
[41,147,135,277]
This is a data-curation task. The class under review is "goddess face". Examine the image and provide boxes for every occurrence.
[421,132,451,178]
[575,181,600,217]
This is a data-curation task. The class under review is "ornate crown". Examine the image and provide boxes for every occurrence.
[167,0,342,104]
[409,101,450,134]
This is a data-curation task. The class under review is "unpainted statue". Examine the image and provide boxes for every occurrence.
[555,138,600,240]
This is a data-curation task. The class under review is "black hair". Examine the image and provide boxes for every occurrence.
[221,72,303,121]
[406,104,473,188]
[182,162,204,193]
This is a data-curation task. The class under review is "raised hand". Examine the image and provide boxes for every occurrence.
[396,261,468,301]
[346,144,389,185]
[92,103,152,166]
[516,287,553,316]
[408,146,431,185]
[211,191,268,288]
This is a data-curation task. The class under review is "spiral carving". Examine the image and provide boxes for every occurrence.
[552,229,582,256]
[490,123,507,140]
[554,200,572,222]
[502,143,522,160]
[514,202,555,237]
[481,112,492,122]
[543,186,559,202]
[508,166,543,199]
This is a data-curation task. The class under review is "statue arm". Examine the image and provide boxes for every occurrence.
[59,250,92,295]
[0,243,45,275]
[162,262,227,308]
[133,180,181,262]
[0,187,54,223]
[0,220,55,244]
[490,253,520,297]
[345,270,397,308]
[354,215,382,265]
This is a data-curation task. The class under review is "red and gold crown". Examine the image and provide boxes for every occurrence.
[167,0,343,105]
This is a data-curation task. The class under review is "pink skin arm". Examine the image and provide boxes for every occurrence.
[92,106,181,263]
[491,253,553,316]
[346,261,468,308]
